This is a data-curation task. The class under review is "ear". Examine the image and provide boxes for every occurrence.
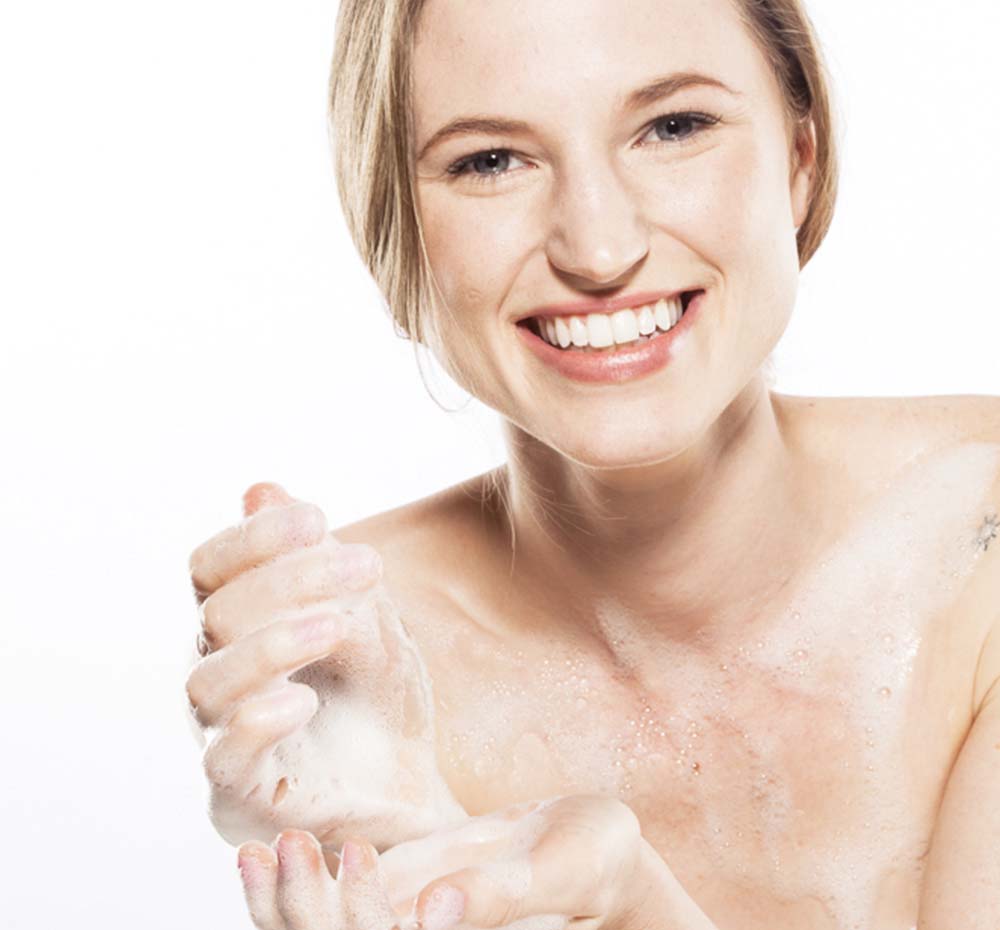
[789,116,818,232]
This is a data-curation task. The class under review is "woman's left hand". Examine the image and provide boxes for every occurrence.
[237,794,680,930]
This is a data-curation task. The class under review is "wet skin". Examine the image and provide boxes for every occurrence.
[334,393,1000,930]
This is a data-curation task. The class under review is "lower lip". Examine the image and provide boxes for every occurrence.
[515,290,704,385]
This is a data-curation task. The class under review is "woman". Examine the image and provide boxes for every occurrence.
[185,0,1000,927]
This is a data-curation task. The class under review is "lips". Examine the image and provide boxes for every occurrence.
[514,288,706,384]
[515,288,698,325]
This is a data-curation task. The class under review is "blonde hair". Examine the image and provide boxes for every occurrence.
[328,0,839,351]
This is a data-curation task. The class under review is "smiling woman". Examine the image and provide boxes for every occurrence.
[185,1,1000,929]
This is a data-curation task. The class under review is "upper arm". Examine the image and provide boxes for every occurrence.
[919,400,1000,926]
[918,684,1000,928]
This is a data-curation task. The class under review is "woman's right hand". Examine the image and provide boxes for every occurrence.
[185,482,469,853]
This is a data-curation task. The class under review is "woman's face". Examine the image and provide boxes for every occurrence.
[411,0,814,468]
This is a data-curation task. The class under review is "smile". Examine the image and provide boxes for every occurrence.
[514,289,704,384]
[521,292,695,352]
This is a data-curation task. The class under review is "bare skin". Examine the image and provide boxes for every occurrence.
[193,0,1000,925]
[331,392,1000,930]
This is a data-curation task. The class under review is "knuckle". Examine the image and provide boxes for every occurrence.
[285,501,328,547]
[200,592,224,644]
[201,746,231,787]
[188,545,214,596]
[184,670,207,715]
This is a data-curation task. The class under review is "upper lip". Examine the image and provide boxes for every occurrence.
[515,288,699,323]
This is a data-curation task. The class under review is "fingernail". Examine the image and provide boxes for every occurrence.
[421,884,465,930]
[340,840,364,877]
[298,614,341,644]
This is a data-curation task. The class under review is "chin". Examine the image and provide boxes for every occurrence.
[536,406,710,471]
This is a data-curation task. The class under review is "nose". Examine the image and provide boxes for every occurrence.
[544,159,649,288]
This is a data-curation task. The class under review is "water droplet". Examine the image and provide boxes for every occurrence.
[882,633,895,647]
[719,663,729,671]
[878,686,892,698]
[756,640,764,649]
[793,648,808,661]
[575,697,588,710]
[692,761,701,774]
[627,757,638,771]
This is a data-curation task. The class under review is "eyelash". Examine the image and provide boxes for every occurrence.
[444,110,721,186]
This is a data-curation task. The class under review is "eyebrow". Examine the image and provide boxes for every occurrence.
[416,71,740,161]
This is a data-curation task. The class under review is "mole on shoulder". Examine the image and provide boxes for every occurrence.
[974,511,1000,552]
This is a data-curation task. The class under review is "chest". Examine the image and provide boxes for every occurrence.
[409,590,979,930]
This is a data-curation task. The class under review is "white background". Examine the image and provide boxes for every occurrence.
[2,1,998,927]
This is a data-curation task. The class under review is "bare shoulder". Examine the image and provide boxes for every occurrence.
[329,468,508,602]
[782,392,1000,715]
[778,391,1000,485]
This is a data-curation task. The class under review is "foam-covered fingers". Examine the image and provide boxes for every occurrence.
[273,830,339,930]
[187,612,347,728]
[243,482,295,517]
[202,683,317,793]
[199,540,382,648]
[189,497,328,603]
[337,837,403,930]
[238,843,284,930]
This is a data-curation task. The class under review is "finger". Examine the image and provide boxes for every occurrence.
[415,796,636,930]
[199,539,382,649]
[274,830,338,930]
[238,842,285,930]
[337,837,403,929]
[244,482,296,518]
[189,499,328,602]
[187,611,348,728]
[202,683,318,794]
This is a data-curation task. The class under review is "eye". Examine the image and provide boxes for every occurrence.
[446,149,530,186]
[637,110,720,147]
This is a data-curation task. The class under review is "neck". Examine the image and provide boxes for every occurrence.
[492,377,815,652]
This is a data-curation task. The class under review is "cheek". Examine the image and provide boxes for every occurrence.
[418,188,529,316]
[638,142,783,267]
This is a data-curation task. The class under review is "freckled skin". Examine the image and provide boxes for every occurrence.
[334,396,1000,930]
[233,0,1000,924]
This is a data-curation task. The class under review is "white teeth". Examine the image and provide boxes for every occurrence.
[610,308,640,345]
[533,294,688,349]
[637,304,657,335]
[654,299,672,331]
[586,313,615,348]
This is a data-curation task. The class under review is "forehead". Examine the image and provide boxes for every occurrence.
[412,0,767,132]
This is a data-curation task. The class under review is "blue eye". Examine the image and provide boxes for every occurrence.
[444,110,720,187]
[446,150,528,184]
[643,111,719,144]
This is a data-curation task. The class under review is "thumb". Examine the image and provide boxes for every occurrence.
[414,854,574,930]
[242,481,296,518]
